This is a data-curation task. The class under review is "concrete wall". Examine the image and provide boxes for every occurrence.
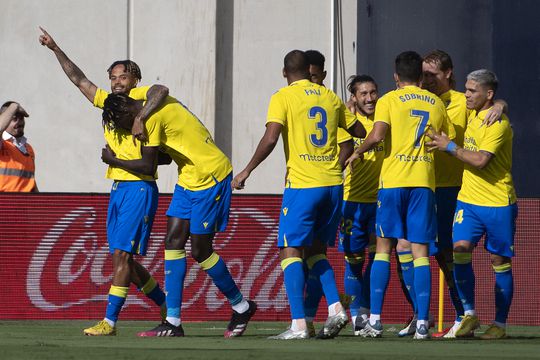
[229,0,357,194]
[0,0,356,194]
[355,0,540,196]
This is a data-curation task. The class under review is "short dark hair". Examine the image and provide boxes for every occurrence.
[284,50,310,76]
[102,93,136,130]
[305,50,325,69]
[347,74,377,94]
[395,51,423,83]
[107,60,142,80]
[423,49,456,89]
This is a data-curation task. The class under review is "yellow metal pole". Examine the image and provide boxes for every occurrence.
[438,268,445,332]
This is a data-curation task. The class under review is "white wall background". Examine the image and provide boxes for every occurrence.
[0,0,357,194]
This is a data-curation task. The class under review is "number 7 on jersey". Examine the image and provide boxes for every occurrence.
[411,109,430,148]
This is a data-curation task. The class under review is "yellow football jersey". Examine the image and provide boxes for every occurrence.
[103,128,156,181]
[375,85,453,190]
[435,90,468,187]
[342,113,384,203]
[458,108,516,206]
[144,96,232,191]
[266,79,356,188]
[93,86,150,108]
[338,109,356,143]
[94,87,156,181]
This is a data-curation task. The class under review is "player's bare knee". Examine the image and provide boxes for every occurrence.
[453,241,472,253]
[164,234,186,250]
[396,239,411,252]
[490,254,510,266]
[191,244,213,263]
[279,247,302,261]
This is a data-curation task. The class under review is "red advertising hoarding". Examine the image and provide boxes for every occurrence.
[0,194,538,325]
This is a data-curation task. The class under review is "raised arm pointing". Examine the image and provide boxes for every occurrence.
[39,27,97,103]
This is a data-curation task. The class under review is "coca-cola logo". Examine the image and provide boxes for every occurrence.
[26,205,288,314]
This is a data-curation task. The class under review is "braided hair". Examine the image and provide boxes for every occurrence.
[102,93,135,131]
[107,60,142,80]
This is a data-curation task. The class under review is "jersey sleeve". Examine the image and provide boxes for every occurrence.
[93,88,109,109]
[373,95,391,126]
[441,107,457,140]
[478,119,509,155]
[144,113,161,147]
[341,102,357,130]
[129,86,150,100]
[337,127,353,144]
[266,91,287,125]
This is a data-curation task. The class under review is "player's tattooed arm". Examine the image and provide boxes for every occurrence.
[39,27,97,103]
[131,85,169,142]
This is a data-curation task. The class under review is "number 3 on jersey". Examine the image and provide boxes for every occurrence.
[411,109,430,148]
[309,106,328,147]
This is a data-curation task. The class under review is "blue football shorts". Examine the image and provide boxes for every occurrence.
[430,186,460,255]
[375,187,437,244]
[338,200,377,253]
[277,185,343,248]
[166,173,232,234]
[453,200,518,257]
[107,180,158,255]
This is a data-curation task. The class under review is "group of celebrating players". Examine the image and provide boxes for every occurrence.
[38,26,516,341]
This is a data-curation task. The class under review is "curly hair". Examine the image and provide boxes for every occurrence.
[107,60,142,80]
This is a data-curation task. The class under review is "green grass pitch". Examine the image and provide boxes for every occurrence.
[1,321,539,360]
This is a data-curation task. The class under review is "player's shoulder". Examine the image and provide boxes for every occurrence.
[449,89,466,102]
[490,112,512,132]
[418,88,446,112]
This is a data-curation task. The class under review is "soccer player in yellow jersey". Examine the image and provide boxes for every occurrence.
[422,50,507,338]
[427,69,517,340]
[346,51,454,339]
[302,50,355,337]
[100,91,257,338]
[39,28,170,336]
[337,75,384,334]
[232,50,366,339]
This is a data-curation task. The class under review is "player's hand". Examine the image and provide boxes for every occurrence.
[16,103,29,117]
[425,128,450,152]
[482,102,503,127]
[345,151,363,172]
[131,116,147,144]
[101,145,116,165]
[7,102,29,117]
[231,170,250,190]
[38,27,58,50]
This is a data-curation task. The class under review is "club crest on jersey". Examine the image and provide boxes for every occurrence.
[283,207,288,216]
[203,222,209,229]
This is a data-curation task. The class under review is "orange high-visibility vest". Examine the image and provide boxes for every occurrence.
[0,140,36,192]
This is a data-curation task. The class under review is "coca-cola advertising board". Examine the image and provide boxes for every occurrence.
[0,194,538,325]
